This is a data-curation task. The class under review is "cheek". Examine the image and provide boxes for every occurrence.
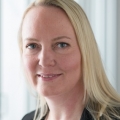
[22,55,36,73]
[59,53,81,73]
[22,55,38,88]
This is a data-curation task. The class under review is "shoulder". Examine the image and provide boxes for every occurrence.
[81,108,94,120]
[22,111,35,120]
[101,107,120,120]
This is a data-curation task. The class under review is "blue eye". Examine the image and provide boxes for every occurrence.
[57,42,68,48]
[26,43,37,49]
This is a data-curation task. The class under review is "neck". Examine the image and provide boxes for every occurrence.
[44,82,85,120]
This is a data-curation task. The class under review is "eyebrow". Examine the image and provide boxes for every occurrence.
[52,36,71,41]
[24,38,38,42]
[24,36,71,41]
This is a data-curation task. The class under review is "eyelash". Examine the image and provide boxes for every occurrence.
[26,43,38,49]
[55,42,69,48]
[25,42,69,50]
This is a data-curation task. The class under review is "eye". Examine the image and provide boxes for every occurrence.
[57,42,69,48]
[53,42,70,54]
[26,43,37,49]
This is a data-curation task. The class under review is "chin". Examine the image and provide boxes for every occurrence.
[36,87,62,97]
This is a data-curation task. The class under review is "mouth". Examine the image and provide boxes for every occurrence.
[37,73,62,81]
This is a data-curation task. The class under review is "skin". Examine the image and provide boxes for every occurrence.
[22,6,84,120]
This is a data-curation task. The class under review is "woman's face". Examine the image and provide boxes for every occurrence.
[22,6,83,96]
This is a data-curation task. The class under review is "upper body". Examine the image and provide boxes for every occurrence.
[22,109,93,120]
[22,108,120,120]
[19,0,120,120]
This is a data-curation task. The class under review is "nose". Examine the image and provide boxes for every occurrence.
[38,47,56,67]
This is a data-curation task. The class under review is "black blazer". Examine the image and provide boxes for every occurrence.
[22,109,93,120]
[22,108,120,120]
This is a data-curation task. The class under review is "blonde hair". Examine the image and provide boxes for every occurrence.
[18,0,120,120]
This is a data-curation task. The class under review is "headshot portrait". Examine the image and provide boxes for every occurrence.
[17,0,120,120]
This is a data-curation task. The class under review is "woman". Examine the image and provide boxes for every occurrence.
[19,0,120,120]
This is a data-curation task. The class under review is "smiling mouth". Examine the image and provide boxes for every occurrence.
[37,73,62,81]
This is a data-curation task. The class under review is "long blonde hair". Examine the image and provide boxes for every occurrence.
[18,0,120,120]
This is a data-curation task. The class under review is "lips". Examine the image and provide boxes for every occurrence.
[37,73,62,81]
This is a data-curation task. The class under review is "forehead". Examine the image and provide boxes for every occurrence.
[22,6,76,40]
[23,6,71,27]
